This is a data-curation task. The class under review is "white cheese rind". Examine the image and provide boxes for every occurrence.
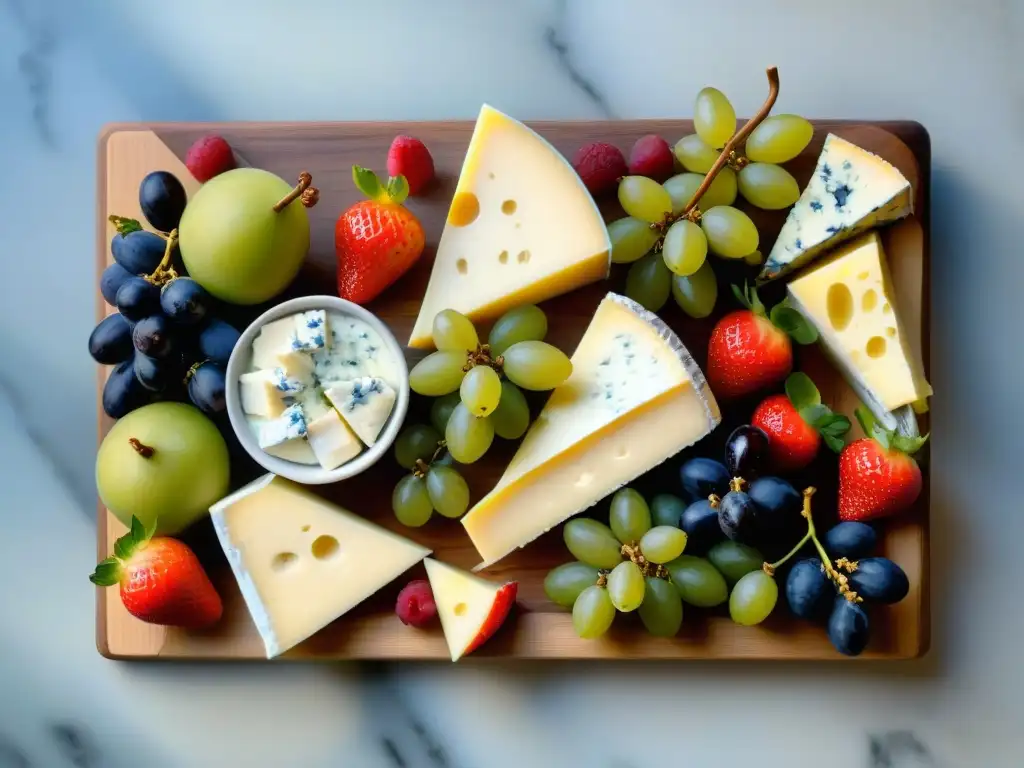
[324,377,396,447]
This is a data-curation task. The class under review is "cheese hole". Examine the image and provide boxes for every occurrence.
[886,326,897,337]
[498,250,509,264]
[826,282,854,331]
[516,250,531,264]
[454,603,468,616]
[575,471,594,487]
[858,271,870,280]
[616,445,630,459]
[882,302,892,314]
[488,172,495,180]
[271,552,298,571]
[862,289,878,312]
[456,258,468,275]
[311,535,340,560]
[449,192,480,227]
[501,199,517,215]
[301,525,311,532]
[865,336,887,358]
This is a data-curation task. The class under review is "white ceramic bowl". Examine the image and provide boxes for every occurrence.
[225,295,410,485]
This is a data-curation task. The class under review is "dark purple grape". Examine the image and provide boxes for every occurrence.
[100,263,133,306]
[748,476,803,544]
[679,498,725,554]
[161,278,210,326]
[197,318,241,367]
[116,277,162,322]
[132,314,176,359]
[133,353,169,392]
[718,480,758,543]
[724,424,770,479]
[827,595,870,656]
[139,171,187,232]
[188,362,226,414]
[88,313,133,364]
[848,558,909,604]
[824,522,878,561]
[786,558,832,620]
[111,229,166,274]
[679,457,730,502]
[102,359,151,418]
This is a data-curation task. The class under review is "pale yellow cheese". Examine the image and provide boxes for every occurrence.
[424,558,503,662]
[462,293,720,569]
[787,231,931,414]
[210,475,430,658]
[408,104,611,349]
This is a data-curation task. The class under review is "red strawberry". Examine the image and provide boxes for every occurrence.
[572,142,628,196]
[89,516,222,629]
[335,166,426,305]
[395,579,437,627]
[387,136,435,196]
[628,134,675,180]
[752,373,851,472]
[185,135,236,182]
[838,407,928,523]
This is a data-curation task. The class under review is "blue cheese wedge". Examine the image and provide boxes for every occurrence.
[257,403,308,450]
[239,371,289,418]
[759,134,913,283]
[306,409,363,470]
[314,317,393,383]
[324,377,396,446]
[293,310,329,352]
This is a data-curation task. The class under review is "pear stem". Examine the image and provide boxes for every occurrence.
[128,438,154,458]
[273,172,320,212]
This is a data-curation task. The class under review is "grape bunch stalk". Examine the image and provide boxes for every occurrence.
[391,423,470,527]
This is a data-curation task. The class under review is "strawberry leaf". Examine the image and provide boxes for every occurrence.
[855,405,890,451]
[770,304,818,344]
[114,531,134,560]
[785,372,820,411]
[747,284,766,316]
[385,175,410,205]
[892,432,929,456]
[730,283,751,310]
[820,415,852,437]
[352,166,382,200]
[108,215,143,236]
[89,557,121,587]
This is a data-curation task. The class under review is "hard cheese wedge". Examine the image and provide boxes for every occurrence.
[211,474,431,658]
[424,558,517,662]
[462,292,721,569]
[787,231,932,420]
[760,133,913,282]
[408,104,611,349]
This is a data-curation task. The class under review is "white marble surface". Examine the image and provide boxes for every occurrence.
[1,0,1022,766]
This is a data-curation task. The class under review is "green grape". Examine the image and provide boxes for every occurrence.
[708,541,765,585]
[490,380,530,439]
[743,250,764,267]
[460,364,502,417]
[607,561,645,612]
[694,87,736,149]
[502,341,572,391]
[738,163,800,210]
[729,570,778,626]
[618,176,672,223]
[664,171,737,215]
[700,206,759,259]
[392,474,434,527]
[663,173,702,215]
[572,585,616,639]
[608,488,652,544]
[409,350,467,396]
[639,526,688,564]
[661,219,707,277]
[432,309,478,352]
[544,561,600,608]
[638,576,683,637]
[425,464,470,519]
[671,259,718,319]
[608,217,659,264]
[429,392,461,435]
[394,424,442,469]
[745,114,814,164]
[650,494,686,528]
[488,305,548,356]
[444,402,494,463]
[666,556,729,607]
[673,134,718,174]
[563,518,623,569]
[625,252,671,312]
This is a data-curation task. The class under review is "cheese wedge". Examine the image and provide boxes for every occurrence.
[787,231,931,420]
[760,134,913,282]
[211,475,430,658]
[408,104,611,348]
[462,292,720,569]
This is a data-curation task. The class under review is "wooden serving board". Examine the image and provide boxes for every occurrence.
[96,118,930,660]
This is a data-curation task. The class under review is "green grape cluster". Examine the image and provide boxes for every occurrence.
[391,423,470,527]
[408,305,570,465]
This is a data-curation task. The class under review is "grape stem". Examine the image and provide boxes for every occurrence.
[412,441,449,478]
[128,438,155,458]
[273,172,320,212]
[463,344,503,374]
[761,486,862,603]
[145,228,180,287]
[620,542,669,579]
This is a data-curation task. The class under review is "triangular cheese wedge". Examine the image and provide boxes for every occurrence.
[760,134,912,282]
[423,558,517,662]
[211,475,430,658]
[408,104,611,349]
[462,292,721,569]
[787,231,932,419]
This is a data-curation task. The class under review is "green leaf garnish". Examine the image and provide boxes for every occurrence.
[730,282,766,316]
[785,372,820,411]
[799,403,831,426]
[93,515,154,586]
[108,215,143,237]
[892,432,929,456]
[385,174,410,205]
[731,283,749,309]
[352,165,383,200]
[820,415,852,437]
[89,557,121,587]
[822,432,846,454]
[770,304,818,344]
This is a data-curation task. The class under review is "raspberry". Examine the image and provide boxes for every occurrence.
[395,579,437,627]
[185,135,236,182]
[628,135,675,181]
[572,142,627,196]
[387,136,435,196]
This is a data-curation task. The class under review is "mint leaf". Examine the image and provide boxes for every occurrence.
[785,372,821,411]
[799,403,831,426]
[820,415,852,437]
[108,215,143,236]
[822,432,846,454]
[352,165,382,200]
[770,305,818,344]
[89,558,121,587]
[731,283,750,309]
[385,174,410,205]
